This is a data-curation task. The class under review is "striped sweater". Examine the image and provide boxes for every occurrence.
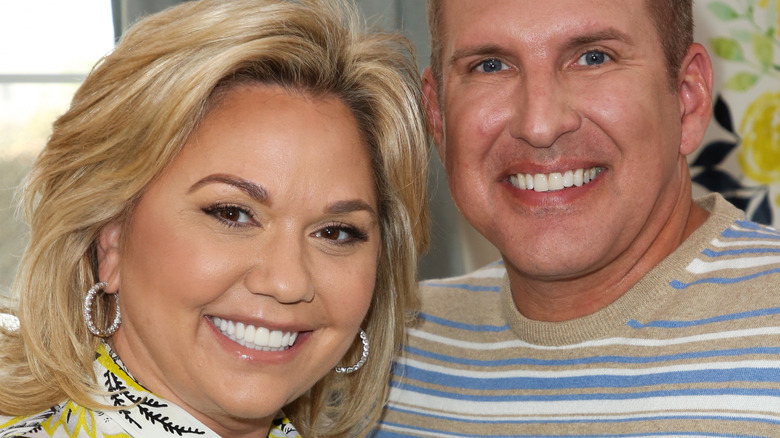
[373,194,780,437]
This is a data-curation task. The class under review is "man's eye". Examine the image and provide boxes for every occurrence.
[576,50,610,66]
[475,58,506,73]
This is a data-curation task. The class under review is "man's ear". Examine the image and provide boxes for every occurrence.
[677,43,714,156]
[422,67,446,163]
[97,222,122,294]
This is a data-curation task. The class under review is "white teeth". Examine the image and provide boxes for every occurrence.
[269,330,283,348]
[255,326,270,346]
[573,168,584,186]
[563,170,574,188]
[511,166,601,192]
[548,172,564,191]
[533,174,548,192]
[212,317,298,352]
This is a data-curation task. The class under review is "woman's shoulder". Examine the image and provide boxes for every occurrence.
[0,402,131,438]
[0,406,60,437]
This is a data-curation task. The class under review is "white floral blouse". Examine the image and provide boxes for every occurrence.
[0,344,301,438]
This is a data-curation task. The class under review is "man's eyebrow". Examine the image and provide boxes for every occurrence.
[564,28,634,51]
[448,28,632,67]
[188,174,268,202]
[449,44,513,67]
[325,199,377,217]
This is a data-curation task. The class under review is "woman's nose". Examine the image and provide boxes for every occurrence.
[243,233,315,304]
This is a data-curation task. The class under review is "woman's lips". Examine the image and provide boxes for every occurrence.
[211,316,299,352]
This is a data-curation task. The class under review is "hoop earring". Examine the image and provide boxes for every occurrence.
[83,281,121,337]
[335,329,369,374]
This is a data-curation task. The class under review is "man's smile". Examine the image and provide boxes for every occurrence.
[509,166,603,192]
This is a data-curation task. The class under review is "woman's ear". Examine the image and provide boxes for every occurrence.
[677,43,715,156]
[97,222,122,294]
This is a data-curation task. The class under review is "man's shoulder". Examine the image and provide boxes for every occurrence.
[414,261,507,320]
[418,262,506,299]
[670,197,780,293]
[420,261,506,288]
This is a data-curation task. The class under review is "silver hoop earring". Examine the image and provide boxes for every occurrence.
[335,329,369,374]
[83,281,121,337]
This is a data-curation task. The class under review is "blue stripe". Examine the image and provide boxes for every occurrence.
[702,247,780,257]
[396,365,780,391]
[390,379,780,402]
[403,345,780,368]
[721,228,780,240]
[736,220,780,235]
[421,283,501,292]
[418,313,510,332]
[376,411,775,437]
[627,307,780,328]
[670,267,780,289]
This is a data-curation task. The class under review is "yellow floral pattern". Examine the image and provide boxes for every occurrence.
[40,402,98,438]
[0,344,301,437]
[738,92,780,184]
[699,0,780,226]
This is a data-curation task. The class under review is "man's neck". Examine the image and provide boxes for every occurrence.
[506,181,709,323]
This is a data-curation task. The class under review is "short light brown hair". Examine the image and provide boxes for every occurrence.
[427,0,694,89]
[0,1,429,437]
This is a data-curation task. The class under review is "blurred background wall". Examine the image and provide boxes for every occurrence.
[1,0,778,296]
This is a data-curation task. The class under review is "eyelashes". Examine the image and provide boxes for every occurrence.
[313,224,369,246]
[202,203,370,246]
[202,203,256,228]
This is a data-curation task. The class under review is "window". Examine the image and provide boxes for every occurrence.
[0,2,114,294]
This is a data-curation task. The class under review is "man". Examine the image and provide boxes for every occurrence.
[372,0,780,436]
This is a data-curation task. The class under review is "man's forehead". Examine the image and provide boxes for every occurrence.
[437,0,650,53]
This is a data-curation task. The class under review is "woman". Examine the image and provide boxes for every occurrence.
[0,0,429,436]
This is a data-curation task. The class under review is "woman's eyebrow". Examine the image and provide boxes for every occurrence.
[188,173,269,202]
[325,199,377,217]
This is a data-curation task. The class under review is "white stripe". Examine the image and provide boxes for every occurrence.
[409,326,780,351]
[464,267,506,279]
[387,388,780,418]
[685,255,780,273]
[401,357,780,379]
[430,266,506,282]
[731,223,778,233]
[711,238,780,248]
[388,392,780,425]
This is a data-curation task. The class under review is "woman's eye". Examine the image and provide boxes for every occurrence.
[576,50,610,66]
[204,205,254,227]
[319,226,349,241]
[474,58,506,73]
[314,225,368,246]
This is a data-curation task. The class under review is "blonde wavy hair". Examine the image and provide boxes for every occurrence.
[0,0,429,436]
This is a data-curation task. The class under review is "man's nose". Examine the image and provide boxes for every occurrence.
[508,71,582,148]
